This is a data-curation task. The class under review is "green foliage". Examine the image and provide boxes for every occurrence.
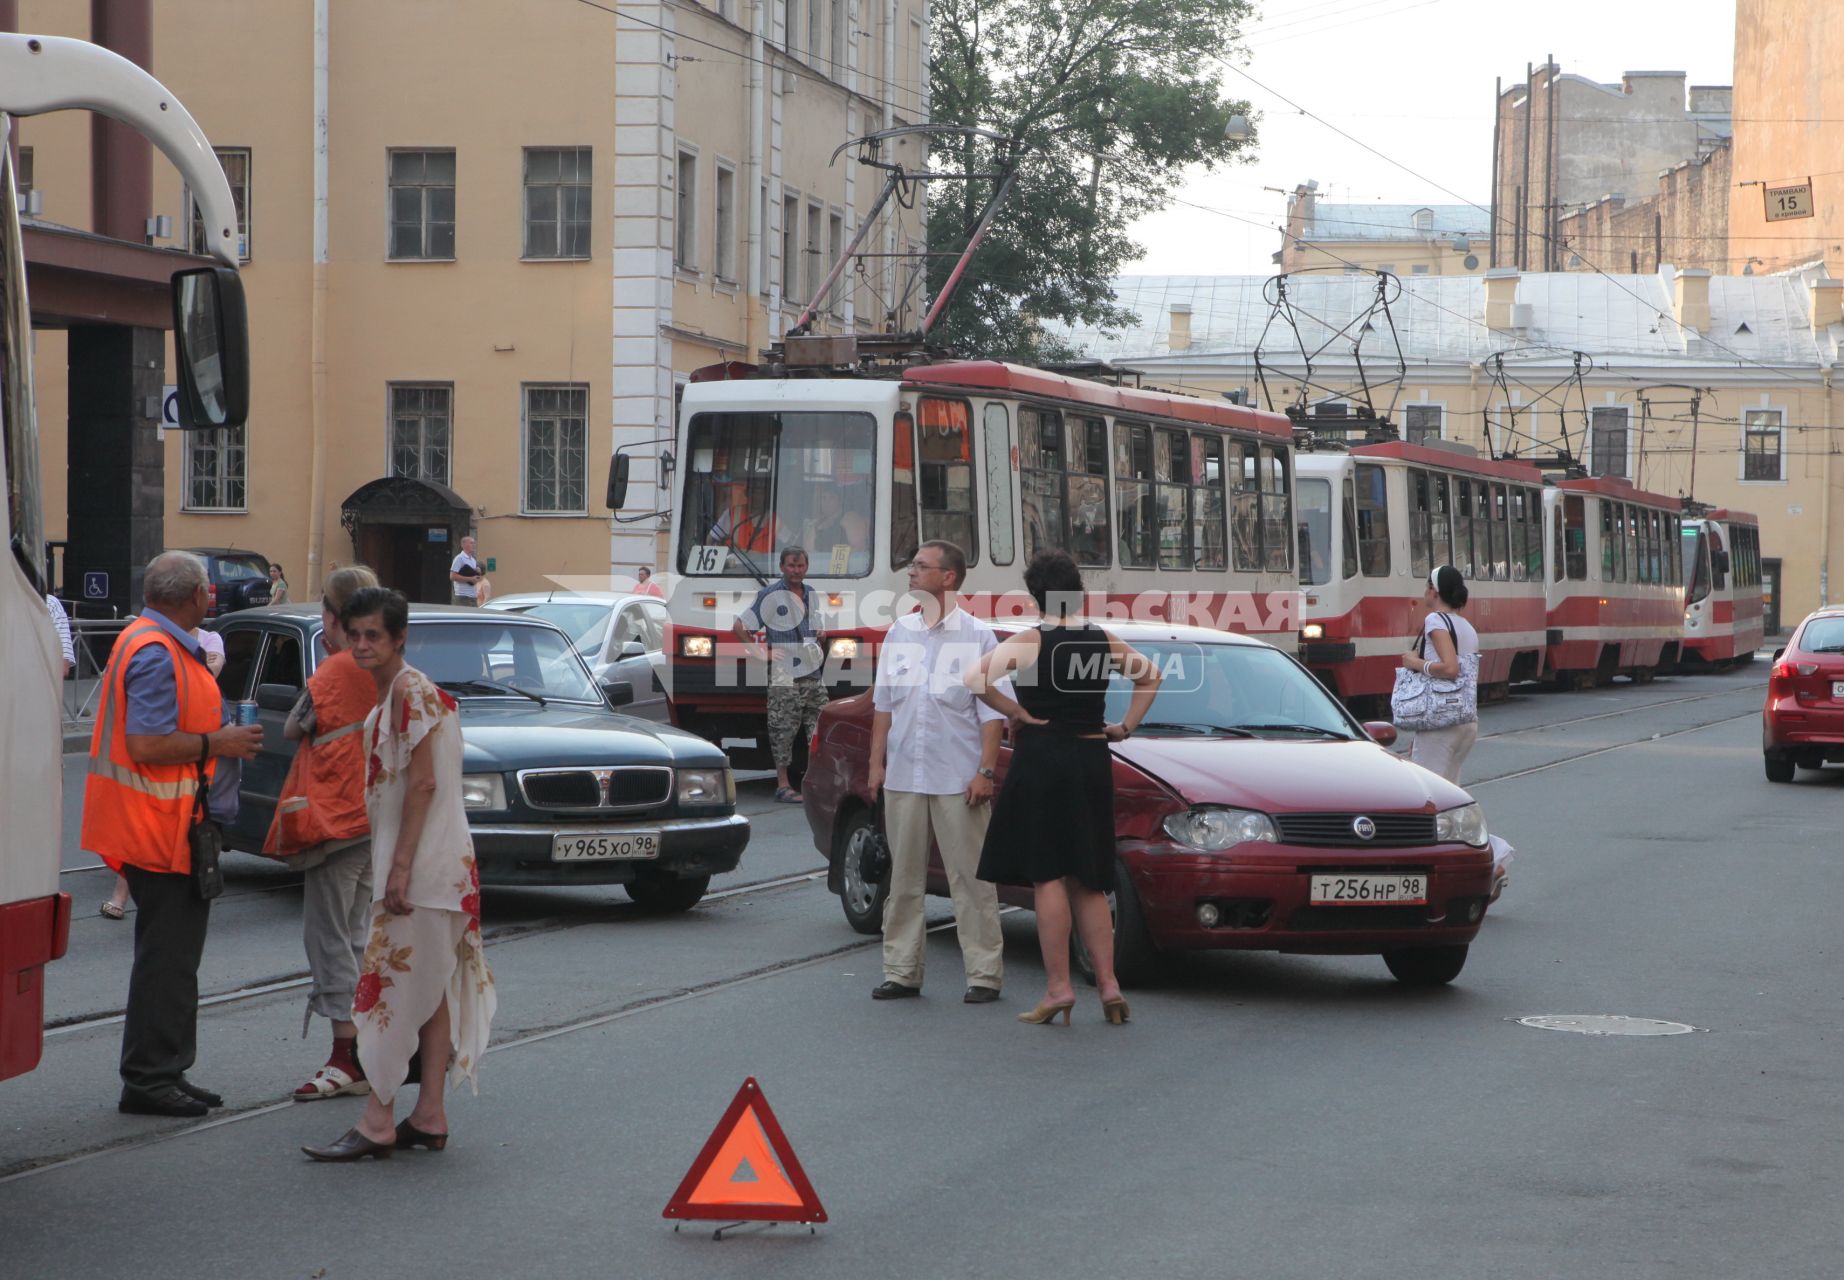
[924,0,1257,360]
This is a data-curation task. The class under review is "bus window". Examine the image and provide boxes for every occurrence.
[1340,477,1360,579]
[917,397,978,568]
[1114,421,1155,568]
[1230,443,1260,571]
[1261,446,1292,573]
[1154,428,1191,569]
[1019,406,1065,560]
[1354,463,1390,577]
[1451,478,1474,578]
[1430,474,1452,571]
[982,404,1015,566]
[1410,469,1432,577]
[1296,477,1333,586]
[1509,487,1528,582]
[1193,434,1227,570]
[1065,417,1111,568]
[1563,495,1586,580]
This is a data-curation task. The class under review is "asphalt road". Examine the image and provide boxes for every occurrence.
[6,661,1839,1280]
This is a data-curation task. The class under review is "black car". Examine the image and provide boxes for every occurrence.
[185,547,273,617]
[210,604,748,910]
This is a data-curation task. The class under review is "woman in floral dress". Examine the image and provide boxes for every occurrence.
[303,587,496,1161]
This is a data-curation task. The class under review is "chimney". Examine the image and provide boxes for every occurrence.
[1810,278,1844,331]
[1673,267,1712,335]
[1484,268,1520,330]
[1168,303,1192,352]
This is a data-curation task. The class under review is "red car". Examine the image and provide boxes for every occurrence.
[803,623,1497,987]
[1763,607,1844,782]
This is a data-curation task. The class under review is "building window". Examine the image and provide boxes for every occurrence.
[188,147,251,261]
[389,383,452,486]
[1412,208,1433,233]
[808,0,823,65]
[758,182,770,296]
[1589,406,1628,479]
[674,150,698,271]
[780,192,800,298]
[15,145,31,198]
[388,149,456,260]
[523,384,589,514]
[1743,409,1783,481]
[805,198,823,306]
[830,0,845,71]
[1402,404,1441,445]
[826,210,844,312]
[784,0,798,50]
[523,147,591,259]
[183,426,247,512]
[714,163,738,284]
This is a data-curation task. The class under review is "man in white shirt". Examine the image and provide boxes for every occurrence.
[448,535,481,606]
[868,540,1007,1004]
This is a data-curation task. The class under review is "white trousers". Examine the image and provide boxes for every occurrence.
[880,789,1003,990]
[1410,720,1479,784]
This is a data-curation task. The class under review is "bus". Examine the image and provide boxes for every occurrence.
[1680,507,1766,668]
[650,352,1298,757]
[1295,441,1548,715]
[0,35,249,1081]
[1540,477,1686,687]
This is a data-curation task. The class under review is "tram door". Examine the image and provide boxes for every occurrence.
[1762,557,1782,635]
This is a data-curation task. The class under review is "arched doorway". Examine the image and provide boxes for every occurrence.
[340,477,474,603]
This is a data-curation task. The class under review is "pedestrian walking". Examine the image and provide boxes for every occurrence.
[83,551,263,1116]
[264,566,381,1101]
[733,546,828,803]
[303,587,496,1161]
[448,535,482,606]
[634,566,664,598]
[1402,565,1480,783]
[268,562,290,605]
[867,540,1007,1004]
[44,592,73,679]
[965,550,1161,1028]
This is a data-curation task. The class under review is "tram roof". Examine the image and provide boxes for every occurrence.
[1700,507,1759,525]
[1554,474,1682,509]
[1346,440,1546,482]
[903,361,1294,439]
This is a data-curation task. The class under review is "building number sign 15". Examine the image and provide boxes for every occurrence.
[1764,179,1814,223]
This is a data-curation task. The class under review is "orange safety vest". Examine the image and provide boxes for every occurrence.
[81,615,222,875]
[263,650,376,856]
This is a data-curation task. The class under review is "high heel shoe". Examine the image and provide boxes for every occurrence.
[394,1118,449,1151]
[1017,999,1075,1026]
[1101,997,1131,1025]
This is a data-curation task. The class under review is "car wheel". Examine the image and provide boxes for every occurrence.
[625,873,711,914]
[1072,861,1164,989]
[1382,944,1469,986]
[1764,751,1796,783]
[835,808,890,935]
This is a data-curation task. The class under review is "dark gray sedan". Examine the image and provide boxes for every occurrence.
[210,604,748,911]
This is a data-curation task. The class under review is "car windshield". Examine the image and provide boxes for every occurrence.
[1101,641,1355,738]
[1799,617,1844,652]
[404,620,601,702]
[518,602,613,656]
[216,556,268,581]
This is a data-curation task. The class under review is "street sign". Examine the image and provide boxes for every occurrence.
[1764,179,1814,223]
[82,571,108,599]
[158,384,178,441]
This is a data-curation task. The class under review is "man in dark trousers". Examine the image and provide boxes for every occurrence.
[83,551,262,1117]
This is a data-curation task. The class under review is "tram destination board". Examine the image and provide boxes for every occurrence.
[1764,179,1815,222]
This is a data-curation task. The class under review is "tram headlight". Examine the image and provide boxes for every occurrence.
[680,634,716,658]
[1301,623,1325,641]
[1435,802,1489,848]
[1161,807,1277,851]
[828,636,859,659]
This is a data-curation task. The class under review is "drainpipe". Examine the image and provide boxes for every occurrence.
[305,0,330,593]
[1824,366,1834,604]
[743,0,764,358]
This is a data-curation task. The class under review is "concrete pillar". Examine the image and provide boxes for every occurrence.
[1673,267,1711,335]
[1485,268,1520,330]
[66,324,164,616]
[1168,303,1192,352]
[90,0,153,243]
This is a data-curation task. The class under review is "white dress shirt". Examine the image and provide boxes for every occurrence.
[872,604,1009,795]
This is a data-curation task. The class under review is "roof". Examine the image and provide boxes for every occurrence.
[904,360,1293,438]
[1298,203,1489,244]
[1555,475,1681,509]
[1349,441,1546,483]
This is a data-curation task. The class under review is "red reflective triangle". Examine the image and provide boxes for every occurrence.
[663,1077,827,1224]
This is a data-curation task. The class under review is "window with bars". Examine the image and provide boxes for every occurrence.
[1402,403,1441,445]
[1743,410,1783,481]
[183,426,247,512]
[388,149,455,260]
[524,147,591,259]
[1589,406,1628,479]
[188,147,251,260]
[389,384,452,486]
[523,384,589,514]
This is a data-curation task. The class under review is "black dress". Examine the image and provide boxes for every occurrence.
[977,623,1117,892]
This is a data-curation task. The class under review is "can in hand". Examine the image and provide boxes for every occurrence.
[235,700,260,726]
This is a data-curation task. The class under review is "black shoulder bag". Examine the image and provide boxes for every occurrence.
[188,742,225,901]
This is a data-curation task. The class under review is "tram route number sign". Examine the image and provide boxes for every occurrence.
[1764,179,1814,223]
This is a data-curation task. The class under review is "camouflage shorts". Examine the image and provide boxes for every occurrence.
[766,677,828,767]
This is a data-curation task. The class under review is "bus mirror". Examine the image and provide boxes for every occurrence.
[170,267,249,429]
[607,453,630,510]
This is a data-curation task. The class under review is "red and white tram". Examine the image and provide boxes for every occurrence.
[656,356,1299,754]
[1680,507,1766,668]
[1294,441,1549,713]
[1539,477,1686,686]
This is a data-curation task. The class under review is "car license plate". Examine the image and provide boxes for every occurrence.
[1310,874,1427,905]
[552,831,661,861]
[1833,681,1844,699]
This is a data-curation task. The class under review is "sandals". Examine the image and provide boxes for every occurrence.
[292,1064,371,1102]
[774,787,804,804]
[99,901,126,920]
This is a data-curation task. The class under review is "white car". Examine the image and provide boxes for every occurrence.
[484,591,671,722]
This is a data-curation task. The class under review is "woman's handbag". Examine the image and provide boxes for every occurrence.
[1390,613,1479,731]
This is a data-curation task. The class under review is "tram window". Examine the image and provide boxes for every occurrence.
[1509,488,1528,582]
[983,404,1015,566]
[1354,463,1390,577]
[1650,510,1665,584]
[1410,470,1432,577]
[1624,504,1641,586]
[1487,483,1508,581]
[1230,443,1261,572]
[1340,477,1360,579]
[1599,500,1615,581]
[1562,495,1587,580]
[916,397,980,567]
[1063,417,1111,568]
[1193,435,1227,570]
[1260,446,1292,573]
[1550,497,1564,582]
[1430,474,1452,571]
[1114,421,1156,569]
[1450,479,1474,578]
[1476,481,1499,581]
[1526,490,1545,580]
[1296,478,1334,586]
[1668,515,1681,587]
[1154,428,1191,570]
[891,411,919,570]
[1019,406,1065,561]
[1708,529,1728,590]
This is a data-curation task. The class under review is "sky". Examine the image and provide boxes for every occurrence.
[1124,0,1739,275]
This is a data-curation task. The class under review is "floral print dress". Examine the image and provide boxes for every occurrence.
[353,666,496,1105]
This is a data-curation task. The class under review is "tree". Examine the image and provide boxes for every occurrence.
[924,0,1256,361]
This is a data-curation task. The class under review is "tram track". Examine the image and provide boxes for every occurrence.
[1481,677,1766,741]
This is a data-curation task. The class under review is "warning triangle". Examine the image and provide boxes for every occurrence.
[663,1077,828,1225]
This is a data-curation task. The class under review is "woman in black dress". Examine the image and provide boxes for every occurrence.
[965,550,1162,1026]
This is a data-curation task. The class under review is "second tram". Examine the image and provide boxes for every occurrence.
[1540,477,1687,686]
[1680,507,1766,668]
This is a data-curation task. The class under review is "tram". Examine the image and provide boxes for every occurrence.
[649,350,1299,756]
[1294,441,1549,714]
[1680,507,1766,668]
[1539,477,1687,686]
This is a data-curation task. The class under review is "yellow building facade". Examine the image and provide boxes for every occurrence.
[1278,182,1489,278]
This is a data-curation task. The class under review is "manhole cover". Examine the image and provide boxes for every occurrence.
[1515,1014,1701,1036]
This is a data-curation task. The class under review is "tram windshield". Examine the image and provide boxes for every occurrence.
[1682,525,1710,603]
[1296,479,1334,586]
[677,411,877,577]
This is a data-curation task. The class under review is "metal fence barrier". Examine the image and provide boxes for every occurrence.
[63,616,132,729]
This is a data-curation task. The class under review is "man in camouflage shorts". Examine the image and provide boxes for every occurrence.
[734,546,828,802]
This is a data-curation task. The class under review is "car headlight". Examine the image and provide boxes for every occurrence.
[1434,802,1489,847]
[828,636,859,659]
[680,634,715,658]
[1302,623,1324,640]
[677,767,735,807]
[460,774,507,811]
[1160,807,1278,851]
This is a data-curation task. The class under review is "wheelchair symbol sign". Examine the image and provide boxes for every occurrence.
[83,571,109,599]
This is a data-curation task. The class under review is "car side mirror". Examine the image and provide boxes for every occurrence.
[619,639,646,658]
[606,453,630,511]
[255,682,299,713]
[1362,720,1399,747]
[602,679,635,708]
[171,266,250,428]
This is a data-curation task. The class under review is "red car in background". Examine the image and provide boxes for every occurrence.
[1763,607,1844,782]
[803,623,1498,987]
